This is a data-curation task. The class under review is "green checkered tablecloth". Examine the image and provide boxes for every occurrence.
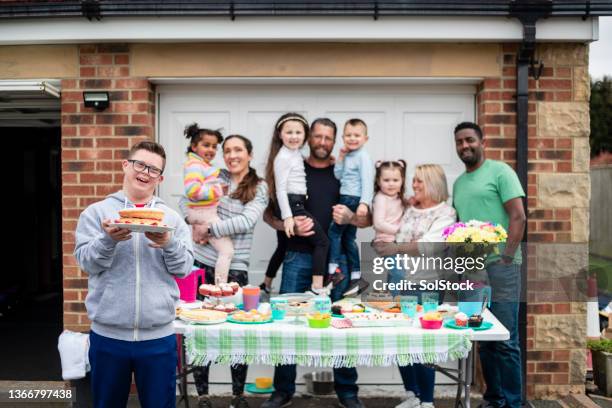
[184,320,472,368]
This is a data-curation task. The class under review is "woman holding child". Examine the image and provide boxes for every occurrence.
[373,163,456,408]
[180,126,268,408]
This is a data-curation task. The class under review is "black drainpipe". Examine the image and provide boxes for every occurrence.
[510,1,551,404]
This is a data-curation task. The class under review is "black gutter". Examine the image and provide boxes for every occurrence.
[1,1,612,19]
[510,1,552,404]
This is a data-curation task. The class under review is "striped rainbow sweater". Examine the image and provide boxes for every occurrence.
[183,152,223,207]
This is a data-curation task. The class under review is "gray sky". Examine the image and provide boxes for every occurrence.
[590,16,612,80]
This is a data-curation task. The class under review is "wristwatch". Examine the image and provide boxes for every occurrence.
[501,254,514,263]
[207,226,212,236]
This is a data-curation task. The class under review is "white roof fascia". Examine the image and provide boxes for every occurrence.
[0,16,599,45]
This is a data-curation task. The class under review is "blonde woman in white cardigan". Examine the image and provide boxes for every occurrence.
[373,164,456,408]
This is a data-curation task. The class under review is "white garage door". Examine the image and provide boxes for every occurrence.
[158,83,474,283]
[158,83,474,388]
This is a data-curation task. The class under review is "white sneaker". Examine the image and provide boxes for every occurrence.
[420,402,435,408]
[395,392,420,408]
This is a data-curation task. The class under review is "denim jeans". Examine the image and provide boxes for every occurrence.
[274,251,359,400]
[328,195,361,273]
[387,262,436,403]
[479,261,522,408]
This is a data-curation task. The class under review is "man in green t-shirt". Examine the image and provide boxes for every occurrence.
[452,122,526,408]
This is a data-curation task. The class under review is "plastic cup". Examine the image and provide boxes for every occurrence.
[271,298,288,320]
[422,292,439,313]
[399,295,418,318]
[242,285,261,311]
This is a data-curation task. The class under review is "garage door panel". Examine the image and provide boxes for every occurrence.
[158,83,474,386]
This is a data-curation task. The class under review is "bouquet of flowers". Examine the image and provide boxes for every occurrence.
[443,220,508,264]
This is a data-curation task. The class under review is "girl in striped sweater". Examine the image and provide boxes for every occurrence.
[183,123,233,285]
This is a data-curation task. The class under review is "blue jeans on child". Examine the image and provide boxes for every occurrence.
[480,261,522,408]
[328,195,361,274]
[387,263,436,403]
[274,251,359,401]
[88,331,177,408]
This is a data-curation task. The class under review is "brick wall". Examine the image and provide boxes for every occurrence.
[477,43,590,399]
[61,44,155,332]
[59,41,589,400]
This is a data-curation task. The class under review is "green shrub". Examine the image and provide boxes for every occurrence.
[588,339,612,353]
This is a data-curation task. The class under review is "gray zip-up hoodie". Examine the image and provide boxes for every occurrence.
[74,191,194,341]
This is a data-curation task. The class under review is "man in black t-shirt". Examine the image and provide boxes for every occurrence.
[261,118,371,408]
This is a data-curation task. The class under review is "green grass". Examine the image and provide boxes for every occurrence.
[590,255,612,295]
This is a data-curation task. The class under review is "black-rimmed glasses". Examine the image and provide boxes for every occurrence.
[127,159,163,178]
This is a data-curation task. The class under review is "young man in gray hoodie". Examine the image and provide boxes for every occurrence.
[74,141,194,408]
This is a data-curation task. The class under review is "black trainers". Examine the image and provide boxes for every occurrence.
[342,278,370,297]
[230,395,250,408]
[338,397,365,408]
[260,392,292,408]
[197,396,213,408]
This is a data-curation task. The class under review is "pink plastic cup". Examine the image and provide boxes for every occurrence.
[175,268,204,303]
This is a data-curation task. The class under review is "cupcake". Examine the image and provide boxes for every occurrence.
[468,314,484,327]
[454,312,468,327]
[213,304,226,312]
[210,286,222,297]
[221,284,233,297]
[229,282,240,293]
[199,284,211,296]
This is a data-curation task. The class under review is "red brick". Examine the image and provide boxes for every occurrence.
[63,185,95,196]
[112,102,149,114]
[556,92,572,102]
[503,150,516,161]
[555,67,572,78]
[556,162,572,172]
[552,373,569,384]
[96,185,121,196]
[96,138,129,148]
[503,79,517,89]
[553,303,571,314]
[62,126,77,137]
[95,114,129,125]
[80,67,96,77]
[539,150,572,160]
[529,233,555,242]
[61,149,77,160]
[80,54,113,66]
[62,114,94,125]
[527,374,552,383]
[540,221,571,231]
[528,162,554,172]
[114,55,130,65]
[529,209,553,219]
[80,173,113,183]
[62,173,78,184]
[97,66,130,78]
[114,78,150,89]
[528,350,552,360]
[63,314,80,325]
[528,304,553,314]
[553,350,571,361]
[79,44,97,54]
[555,209,571,220]
[503,67,516,77]
[556,138,572,149]
[536,362,569,373]
[98,44,130,53]
[63,161,95,172]
[483,114,514,125]
[78,149,113,160]
[78,125,113,137]
[539,79,572,89]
